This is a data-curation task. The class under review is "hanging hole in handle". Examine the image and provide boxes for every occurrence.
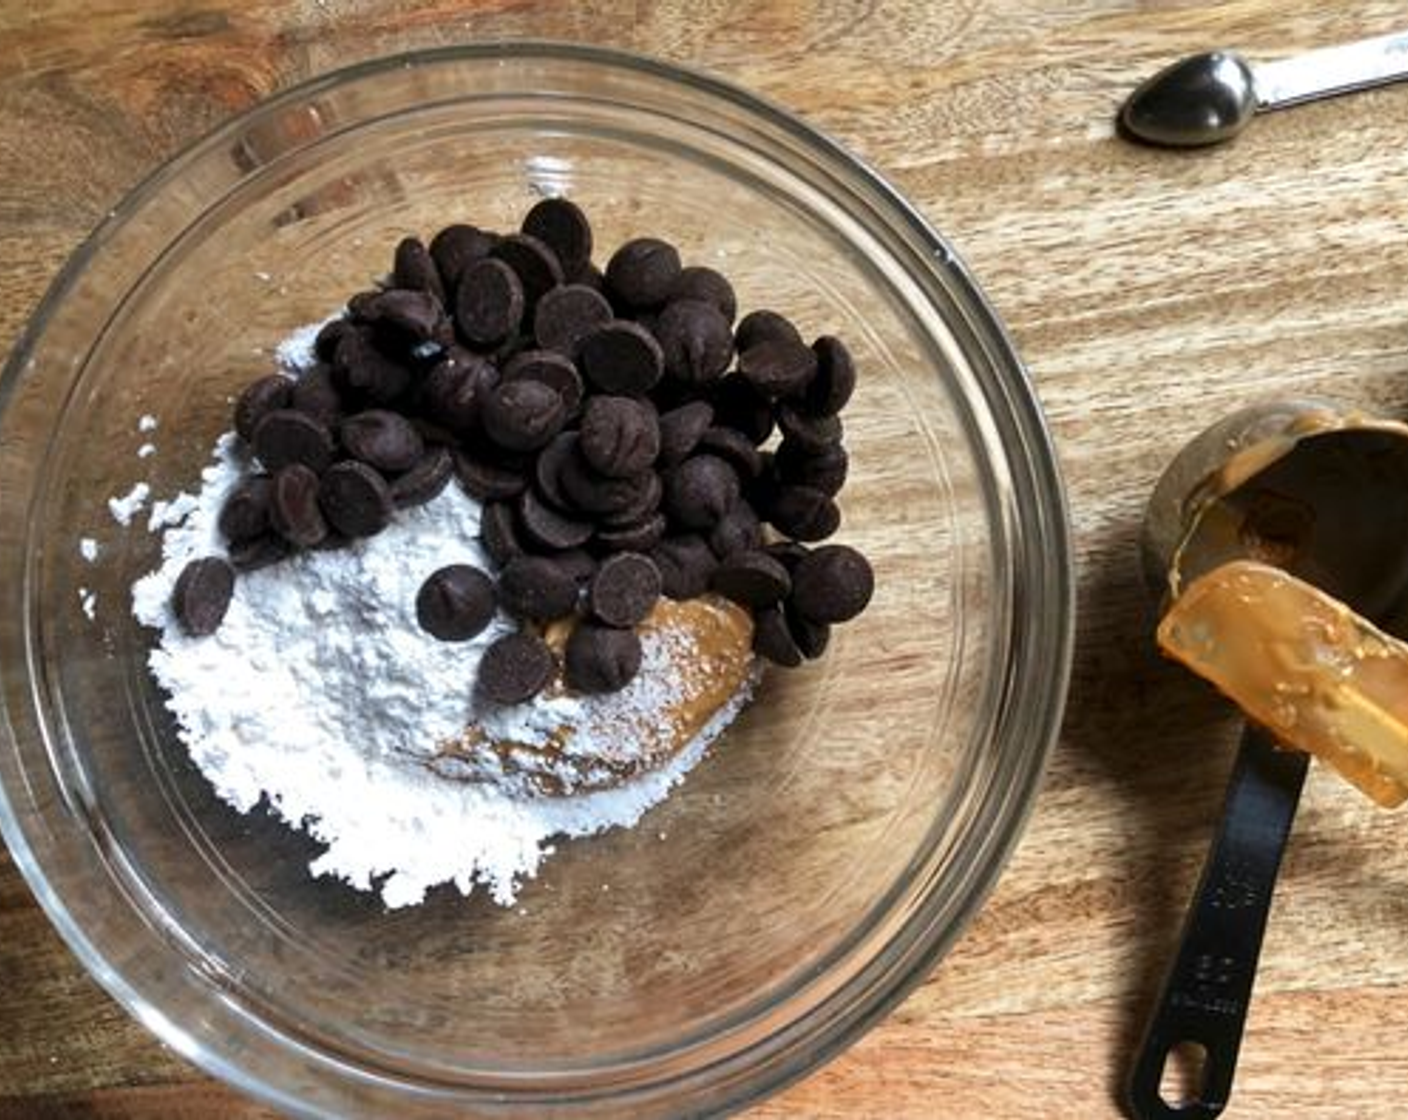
[1159,1039,1211,1108]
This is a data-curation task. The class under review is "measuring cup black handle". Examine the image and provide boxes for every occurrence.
[1126,723,1309,1120]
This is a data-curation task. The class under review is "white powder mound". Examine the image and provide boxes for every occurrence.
[132,436,751,908]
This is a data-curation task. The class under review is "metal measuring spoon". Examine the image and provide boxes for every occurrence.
[1120,30,1408,147]
[1127,399,1408,1120]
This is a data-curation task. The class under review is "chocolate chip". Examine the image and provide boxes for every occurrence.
[709,375,774,445]
[663,455,739,530]
[228,533,291,573]
[735,308,803,351]
[564,623,642,693]
[560,449,654,518]
[314,318,350,362]
[502,349,584,414]
[340,409,424,473]
[786,601,831,659]
[595,512,667,554]
[710,550,791,607]
[481,379,567,453]
[533,432,578,511]
[517,488,593,551]
[416,564,496,641]
[497,555,579,622]
[652,402,712,468]
[289,364,344,427]
[358,288,446,344]
[778,406,843,454]
[579,396,660,478]
[552,548,598,588]
[522,197,593,274]
[420,353,497,432]
[752,605,803,667]
[577,320,664,396]
[800,335,856,416]
[454,449,527,502]
[319,460,393,538]
[455,258,524,347]
[572,262,606,291]
[333,327,413,404]
[269,464,328,548]
[234,375,292,442]
[218,475,273,543]
[252,409,335,473]
[669,266,737,323]
[708,503,762,558]
[605,237,681,310]
[477,631,556,705]
[589,552,661,628]
[764,540,811,571]
[655,299,734,384]
[430,224,498,288]
[389,446,453,509]
[698,426,763,479]
[172,556,235,637]
[650,534,717,600]
[599,470,663,528]
[738,339,818,399]
[776,439,848,496]
[392,236,446,303]
[490,233,564,309]
[532,283,613,356]
[767,485,840,542]
[790,544,874,623]
[480,501,522,566]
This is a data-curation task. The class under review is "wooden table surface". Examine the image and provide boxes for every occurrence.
[4,2,1408,1117]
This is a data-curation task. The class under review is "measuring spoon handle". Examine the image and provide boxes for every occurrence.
[1126,724,1309,1120]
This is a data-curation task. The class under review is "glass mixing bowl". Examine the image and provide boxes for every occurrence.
[0,43,1071,1117]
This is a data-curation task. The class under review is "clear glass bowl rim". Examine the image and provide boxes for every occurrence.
[0,39,1074,1117]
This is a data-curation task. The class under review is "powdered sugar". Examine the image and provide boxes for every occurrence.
[108,482,150,526]
[131,433,752,908]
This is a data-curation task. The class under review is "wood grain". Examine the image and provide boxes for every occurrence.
[4,1,1408,1117]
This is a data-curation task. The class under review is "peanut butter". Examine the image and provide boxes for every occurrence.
[428,595,757,796]
[1159,559,1408,807]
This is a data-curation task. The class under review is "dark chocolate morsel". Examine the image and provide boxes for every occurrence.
[649,534,718,600]
[502,348,584,414]
[710,550,792,607]
[767,485,841,542]
[588,552,662,628]
[776,438,849,496]
[289,364,344,428]
[455,257,524,347]
[477,631,556,706]
[416,564,496,641]
[521,197,593,274]
[454,449,528,502]
[269,463,328,549]
[252,409,334,474]
[228,533,292,573]
[800,335,857,416]
[497,555,579,622]
[172,556,235,637]
[318,460,393,538]
[420,352,498,432]
[533,283,613,356]
[709,375,774,445]
[481,379,567,453]
[786,601,831,659]
[735,308,803,352]
[340,409,424,473]
[517,488,594,551]
[389,446,454,509]
[577,320,665,396]
[430,223,497,287]
[663,454,740,530]
[657,400,715,466]
[655,299,733,384]
[777,405,843,454]
[708,503,762,558]
[737,338,819,399]
[790,544,875,624]
[490,232,564,310]
[480,501,523,566]
[595,512,668,554]
[697,426,763,479]
[605,237,681,310]
[218,475,273,544]
[753,605,804,667]
[392,236,446,303]
[234,375,293,442]
[669,266,737,323]
[564,623,643,694]
[578,396,660,479]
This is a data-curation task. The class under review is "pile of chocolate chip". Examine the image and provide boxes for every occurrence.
[171,198,874,705]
